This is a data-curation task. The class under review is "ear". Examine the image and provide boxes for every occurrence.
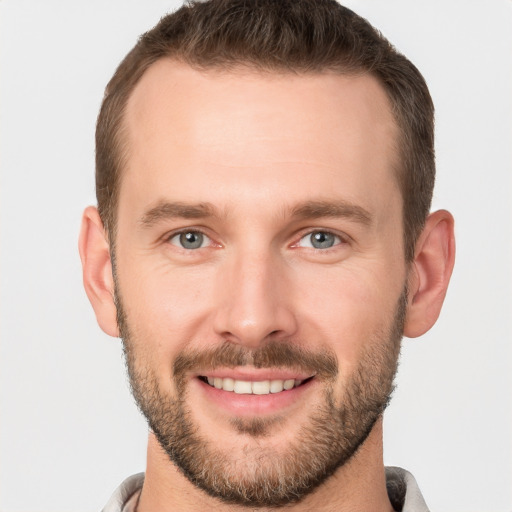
[404,209,455,338]
[78,206,119,337]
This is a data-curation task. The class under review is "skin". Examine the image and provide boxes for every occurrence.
[79,61,455,511]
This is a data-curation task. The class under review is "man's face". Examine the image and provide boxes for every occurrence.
[114,61,408,506]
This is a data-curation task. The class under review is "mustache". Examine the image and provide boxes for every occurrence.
[173,341,338,381]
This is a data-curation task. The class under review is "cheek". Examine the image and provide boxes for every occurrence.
[294,263,404,365]
[116,258,217,352]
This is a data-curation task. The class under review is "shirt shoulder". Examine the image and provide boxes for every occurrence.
[385,466,430,512]
[101,473,144,512]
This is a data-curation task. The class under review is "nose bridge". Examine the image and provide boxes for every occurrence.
[213,244,296,347]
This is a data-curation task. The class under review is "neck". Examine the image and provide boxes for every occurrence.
[137,418,393,512]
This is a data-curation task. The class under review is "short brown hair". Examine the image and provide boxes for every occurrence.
[96,0,435,261]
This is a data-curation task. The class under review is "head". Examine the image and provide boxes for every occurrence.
[80,0,455,508]
[96,0,435,262]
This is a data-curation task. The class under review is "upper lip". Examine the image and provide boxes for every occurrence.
[196,368,315,381]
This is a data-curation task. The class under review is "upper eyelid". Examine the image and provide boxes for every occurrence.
[165,230,213,252]
[164,226,211,240]
[293,227,351,244]
[161,226,350,247]
[296,233,342,249]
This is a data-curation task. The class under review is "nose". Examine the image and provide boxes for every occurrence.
[212,250,298,348]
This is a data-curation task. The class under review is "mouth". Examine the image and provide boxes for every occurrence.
[193,369,318,417]
[199,375,313,395]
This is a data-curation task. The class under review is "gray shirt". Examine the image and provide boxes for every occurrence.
[102,467,429,512]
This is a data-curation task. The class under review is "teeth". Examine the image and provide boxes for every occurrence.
[252,380,270,395]
[204,377,304,394]
[283,379,295,390]
[270,380,284,393]
[233,380,252,394]
[222,377,235,391]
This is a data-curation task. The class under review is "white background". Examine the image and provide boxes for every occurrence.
[1,1,511,511]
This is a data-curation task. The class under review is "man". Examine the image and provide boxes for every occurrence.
[79,0,455,510]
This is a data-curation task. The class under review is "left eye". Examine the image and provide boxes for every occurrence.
[169,231,210,250]
[297,231,342,249]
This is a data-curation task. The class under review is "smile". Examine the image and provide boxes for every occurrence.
[200,376,310,395]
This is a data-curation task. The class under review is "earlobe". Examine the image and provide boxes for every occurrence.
[78,206,120,338]
[404,210,456,338]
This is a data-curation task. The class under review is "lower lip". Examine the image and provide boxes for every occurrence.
[194,377,315,416]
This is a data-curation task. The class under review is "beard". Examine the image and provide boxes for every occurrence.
[117,288,406,508]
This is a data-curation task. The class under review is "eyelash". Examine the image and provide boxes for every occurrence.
[166,228,213,250]
[293,230,348,251]
[164,228,349,252]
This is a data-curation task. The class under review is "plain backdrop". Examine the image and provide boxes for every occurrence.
[1,1,511,511]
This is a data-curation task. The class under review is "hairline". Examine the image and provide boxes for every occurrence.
[107,57,407,253]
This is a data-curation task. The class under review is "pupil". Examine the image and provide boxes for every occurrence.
[180,232,203,249]
[312,232,334,248]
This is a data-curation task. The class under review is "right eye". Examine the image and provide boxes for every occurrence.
[296,230,343,250]
[168,231,211,250]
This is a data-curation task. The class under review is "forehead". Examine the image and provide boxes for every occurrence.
[121,60,400,218]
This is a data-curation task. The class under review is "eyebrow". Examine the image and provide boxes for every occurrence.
[139,198,373,228]
[139,201,218,227]
[290,200,373,225]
